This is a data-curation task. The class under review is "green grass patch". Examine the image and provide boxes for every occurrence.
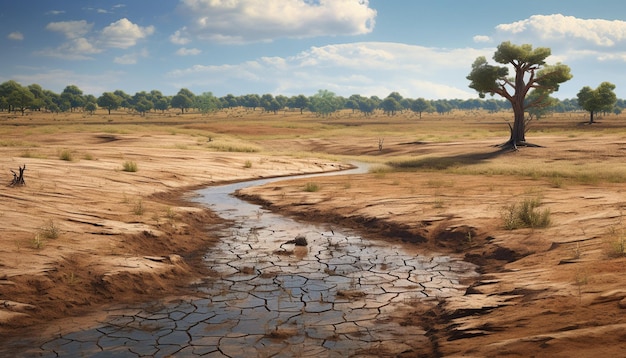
[502,197,551,230]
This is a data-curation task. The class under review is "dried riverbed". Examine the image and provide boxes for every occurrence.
[3,169,478,357]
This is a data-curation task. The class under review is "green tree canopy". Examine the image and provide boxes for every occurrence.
[577,82,617,124]
[308,89,343,117]
[289,94,309,114]
[196,92,221,114]
[380,97,402,116]
[61,85,85,112]
[410,98,432,118]
[8,85,35,115]
[171,88,195,114]
[97,92,122,115]
[467,41,572,148]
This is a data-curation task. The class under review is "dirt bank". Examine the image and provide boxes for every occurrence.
[237,135,626,357]
[3,112,626,357]
[0,130,349,341]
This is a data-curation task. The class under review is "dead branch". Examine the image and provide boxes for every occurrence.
[9,164,26,187]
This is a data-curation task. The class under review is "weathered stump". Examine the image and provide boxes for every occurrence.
[9,164,25,187]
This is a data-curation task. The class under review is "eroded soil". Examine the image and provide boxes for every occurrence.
[2,115,626,357]
[239,135,626,357]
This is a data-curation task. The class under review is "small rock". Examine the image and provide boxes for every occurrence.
[282,234,308,246]
[293,234,308,246]
[168,254,184,264]
[619,298,626,309]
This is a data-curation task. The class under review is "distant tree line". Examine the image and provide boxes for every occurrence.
[0,80,623,118]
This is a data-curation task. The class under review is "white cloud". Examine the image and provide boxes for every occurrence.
[36,38,102,60]
[100,18,155,49]
[40,18,154,60]
[495,14,626,48]
[167,42,483,99]
[8,31,24,41]
[46,10,66,15]
[46,20,93,39]
[175,47,201,56]
[176,0,377,44]
[114,48,149,64]
[170,27,191,45]
[473,35,491,43]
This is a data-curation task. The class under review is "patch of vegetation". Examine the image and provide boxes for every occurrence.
[390,157,462,171]
[58,149,73,161]
[502,197,551,230]
[39,219,60,240]
[605,225,626,258]
[244,159,252,168]
[133,199,144,215]
[122,160,138,172]
[20,150,46,159]
[304,182,320,192]
[32,234,45,249]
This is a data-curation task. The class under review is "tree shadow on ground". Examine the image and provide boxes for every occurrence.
[388,147,512,170]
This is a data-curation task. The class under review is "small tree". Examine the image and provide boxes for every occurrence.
[97,92,122,115]
[577,82,617,124]
[410,98,432,119]
[135,99,153,116]
[467,41,572,148]
[8,86,35,115]
[380,97,402,116]
[61,85,85,112]
[171,89,195,114]
[290,94,309,114]
[308,89,343,117]
[85,102,97,114]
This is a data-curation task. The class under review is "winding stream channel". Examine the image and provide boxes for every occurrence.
[8,164,478,357]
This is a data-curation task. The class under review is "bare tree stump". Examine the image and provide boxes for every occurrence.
[9,164,25,187]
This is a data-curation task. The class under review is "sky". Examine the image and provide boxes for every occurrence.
[2,0,626,100]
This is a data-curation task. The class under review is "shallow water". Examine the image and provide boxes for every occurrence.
[6,165,478,357]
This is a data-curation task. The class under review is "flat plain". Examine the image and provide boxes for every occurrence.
[1,108,626,357]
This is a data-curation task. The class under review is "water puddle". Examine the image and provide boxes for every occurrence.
[7,165,478,357]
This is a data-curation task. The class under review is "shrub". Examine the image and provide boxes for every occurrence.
[59,149,73,161]
[502,197,551,230]
[133,199,144,215]
[304,182,320,192]
[39,219,60,239]
[123,161,138,172]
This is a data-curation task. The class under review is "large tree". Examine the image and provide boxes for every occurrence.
[467,41,572,148]
[577,82,617,124]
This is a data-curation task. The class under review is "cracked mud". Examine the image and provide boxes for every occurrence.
[9,170,477,357]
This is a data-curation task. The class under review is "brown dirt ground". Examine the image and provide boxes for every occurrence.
[0,124,349,342]
[2,113,626,357]
[238,135,626,357]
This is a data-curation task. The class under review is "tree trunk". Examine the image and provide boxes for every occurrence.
[510,100,526,144]
[589,111,595,124]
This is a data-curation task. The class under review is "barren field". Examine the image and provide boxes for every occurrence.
[2,109,626,357]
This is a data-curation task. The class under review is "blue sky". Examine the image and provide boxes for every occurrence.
[2,0,626,100]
